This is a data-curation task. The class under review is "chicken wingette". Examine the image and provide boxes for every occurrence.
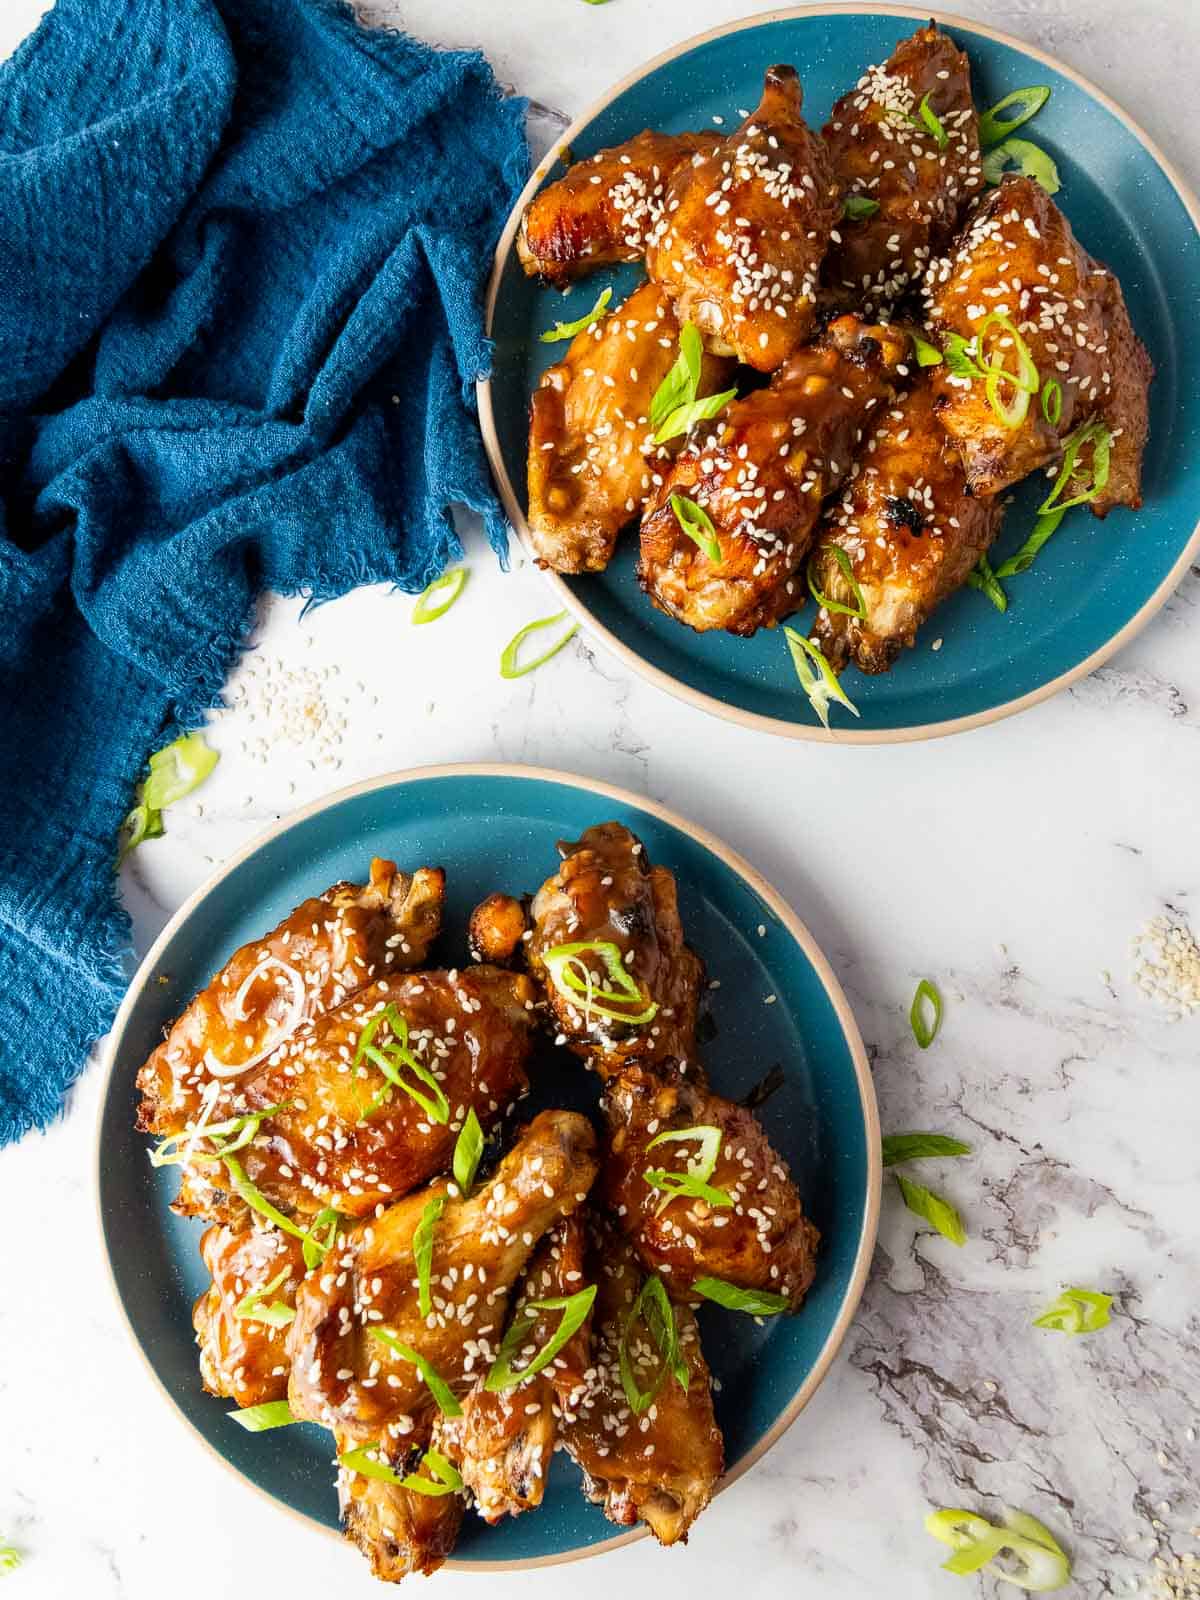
[638,314,909,634]
[193,1221,305,1408]
[822,22,984,309]
[645,66,842,372]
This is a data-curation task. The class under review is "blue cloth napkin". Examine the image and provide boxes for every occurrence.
[0,0,527,1144]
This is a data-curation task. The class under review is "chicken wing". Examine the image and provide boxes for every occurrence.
[518,131,722,285]
[808,380,1004,673]
[336,1417,466,1584]
[526,822,704,1076]
[136,860,444,1138]
[563,1221,723,1545]
[638,314,910,634]
[193,1221,305,1408]
[601,1062,819,1307]
[821,23,984,308]
[923,175,1152,505]
[432,1215,592,1523]
[528,281,731,573]
[645,66,841,372]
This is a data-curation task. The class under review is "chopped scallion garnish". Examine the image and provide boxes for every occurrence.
[370,1329,463,1416]
[926,1506,1071,1590]
[643,1124,732,1216]
[413,1195,445,1320]
[618,1274,689,1414]
[909,92,948,149]
[655,388,738,445]
[302,1206,341,1271]
[120,731,219,861]
[1038,420,1112,515]
[783,628,860,730]
[452,1107,484,1196]
[233,1264,295,1328]
[981,136,1060,195]
[149,1100,289,1169]
[412,568,467,625]
[541,939,658,1026]
[670,493,721,563]
[338,1443,463,1495]
[222,1155,313,1246]
[992,508,1066,579]
[910,331,944,368]
[1040,378,1062,428]
[896,1174,965,1246]
[882,1132,971,1166]
[499,611,579,679]
[909,979,943,1048]
[692,1276,788,1315]
[354,1002,449,1124]
[978,86,1051,148]
[228,1399,298,1431]
[1033,1287,1112,1335]
[807,545,867,620]
[538,286,613,344]
[843,195,880,220]
[484,1284,597,1391]
[649,323,703,431]
[966,554,1008,612]
[0,1544,21,1576]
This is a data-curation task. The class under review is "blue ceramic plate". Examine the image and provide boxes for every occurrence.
[98,765,878,1568]
[479,5,1200,743]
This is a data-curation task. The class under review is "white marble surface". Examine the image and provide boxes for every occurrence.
[3,1,1199,1596]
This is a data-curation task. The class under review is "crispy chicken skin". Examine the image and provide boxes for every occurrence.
[809,381,1004,673]
[563,1221,723,1545]
[602,1062,819,1307]
[822,23,984,308]
[645,66,842,372]
[528,281,732,573]
[136,860,444,1139]
[924,175,1153,505]
[468,892,529,966]
[433,1216,592,1523]
[336,1417,465,1585]
[517,131,722,285]
[527,822,704,1076]
[638,315,910,634]
[286,1110,599,1445]
[193,1222,305,1407]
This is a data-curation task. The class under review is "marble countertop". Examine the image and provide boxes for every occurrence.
[2,1,1199,1597]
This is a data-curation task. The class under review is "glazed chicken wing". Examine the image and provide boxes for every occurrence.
[645,66,842,372]
[808,381,1004,673]
[638,315,910,634]
[136,859,444,1139]
[432,1215,592,1523]
[822,23,984,309]
[193,1221,306,1408]
[528,281,731,573]
[518,130,722,285]
[335,1415,466,1585]
[601,1062,819,1307]
[563,1221,723,1545]
[924,175,1153,505]
[527,822,704,1075]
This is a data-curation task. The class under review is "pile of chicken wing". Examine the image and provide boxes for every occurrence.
[136,827,818,1582]
[520,25,1152,700]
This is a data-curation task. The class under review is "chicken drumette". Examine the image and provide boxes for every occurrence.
[822,23,984,309]
[924,175,1152,505]
[193,1221,306,1408]
[526,822,704,1075]
[638,314,910,634]
[518,130,721,285]
[808,380,1004,673]
[645,66,842,372]
[563,1220,723,1545]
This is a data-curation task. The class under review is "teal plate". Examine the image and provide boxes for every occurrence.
[479,5,1200,743]
[98,766,878,1569]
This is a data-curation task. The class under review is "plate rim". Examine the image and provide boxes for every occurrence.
[476,2,1200,746]
[95,760,881,1571]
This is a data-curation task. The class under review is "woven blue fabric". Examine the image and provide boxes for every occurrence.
[0,0,527,1143]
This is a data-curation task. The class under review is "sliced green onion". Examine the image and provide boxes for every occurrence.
[143,732,220,811]
[1033,1287,1113,1335]
[484,1284,597,1392]
[649,323,703,430]
[1040,378,1062,427]
[618,1274,689,1414]
[654,387,738,445]
[909,979,943,1048]
[966,554,1008,612]
[234,1264,295,1328]
[982,137,1060,195]
[452,1107,484,1196]
[119,802,164,861]
[222,1155,313,1246]
[354,1003,449,1124]
[783,628,860,730]
[499,611,579,679]
[807,545,867,620]
[942,332,985,381]
[643,1124,732,1216]
[977,312,1040,428]
[412,568,467,625]
[843,195,880,220]
[228,1399,298,1432]
[1038,420,1112,515]
[538,286,612,344]
[149,1101,289,1169]
[0,1544,20,1576]
[882,1132,971,1167]
[896,1175,966,1246]
[978,86,1051,148]
[926,1506,1071,1591]
[692,1276,789,1315]
[302,1206,342,1271]
[541,939,658,1026]
[338,1444,463,1496]
[910,331,944,368]
[909,92,948,149]
[992,509,1067,579]
[670,493,721,562]
[413,1195,445,1320]
[370,1329,463,1416]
